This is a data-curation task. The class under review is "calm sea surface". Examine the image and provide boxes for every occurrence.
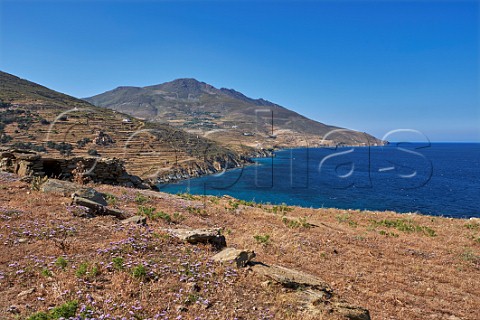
[159,143,480,218]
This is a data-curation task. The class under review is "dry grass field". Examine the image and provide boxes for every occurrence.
[0,172,479,319]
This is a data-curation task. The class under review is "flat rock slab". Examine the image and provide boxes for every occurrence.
[122,215,147,225]
[251,263,332,292]
[166,228,226,249]
[211,248,255,268]
[253,264,371,319]
[41,179,107,205]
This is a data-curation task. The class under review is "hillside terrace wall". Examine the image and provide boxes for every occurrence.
[0,148,147,188]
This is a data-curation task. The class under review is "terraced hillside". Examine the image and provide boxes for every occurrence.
[0,71,249,182]
[85,78,384,151]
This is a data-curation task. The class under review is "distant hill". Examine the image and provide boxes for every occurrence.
[85,78,383,149]
[0,71,249,183]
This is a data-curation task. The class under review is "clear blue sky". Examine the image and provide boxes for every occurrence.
[0,0,478,142]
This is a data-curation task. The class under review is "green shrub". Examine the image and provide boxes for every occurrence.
[138,206,156,217]
[41,268,52,277]
[75,262,88,277]
[132,264,147,279]
[26,300,78,320]
[26,312,50,320]
[55,256,68,269]
[112,257,124,270]
[135,193,148,205]
[254,234,270,245]
[371,219,436,237]
[50,300,78,318]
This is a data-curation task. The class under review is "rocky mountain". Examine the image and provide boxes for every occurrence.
[0,71,250,184]
[85,78,383,150]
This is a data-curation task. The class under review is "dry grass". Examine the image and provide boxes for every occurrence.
[0,173,479,319]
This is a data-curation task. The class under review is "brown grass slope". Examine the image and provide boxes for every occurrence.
[0,174,479,319]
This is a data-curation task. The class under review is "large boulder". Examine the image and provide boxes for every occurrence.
[41,179,107,205]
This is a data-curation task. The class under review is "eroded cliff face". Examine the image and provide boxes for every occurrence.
[153,154,251,184]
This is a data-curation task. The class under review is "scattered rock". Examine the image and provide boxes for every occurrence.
[329,302,371,320]
[469,217,480,224]
[251,263,332,291]
[122,215,147,226]
[211,248,255,268]
[251,262,370,319]
[42,179,107,205]
[72,196,126,219]
[17,288,35,298]
[6,305,20,314]
[186,282,200,293]
[18,238,28,243]
[166,228,226,249]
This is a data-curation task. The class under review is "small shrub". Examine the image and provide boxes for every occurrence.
[50,300,78,318]
[75,262,88,278]
[186,206,207,216]
[132,264,147,279]
[185,293,199,305]
[282,217,312,229]
[138,206,156,217]
[177,192,197,200]
[26,312,50,320]
[135,193,148,205]
[105,193,117,206]
[112,257,124,270]
[465,223,480,231]
[27,300,78,320]
[371,219,436,237]
[254,234,271,245]
[173,212,185,223]
[55,256,68,269]
[155,211,172,223]
[41,268,52,277]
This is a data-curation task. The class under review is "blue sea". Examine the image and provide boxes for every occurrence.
[158,143,480,218]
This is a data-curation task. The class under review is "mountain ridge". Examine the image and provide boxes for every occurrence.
[85,78,383,150]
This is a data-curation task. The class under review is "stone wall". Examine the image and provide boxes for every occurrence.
[0,148,148,188]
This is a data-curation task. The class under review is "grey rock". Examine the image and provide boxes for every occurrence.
[251,263,332,291]
[166,228,226,249]
[122,215,147,225]
[211,248,255,268]
[17,288,35,298]
[41,179,107,205]
[72,196,126,219]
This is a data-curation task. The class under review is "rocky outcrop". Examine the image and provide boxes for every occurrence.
[0,148,148,189]
[165,228,227,249]
[154,154,251,184]
[251,263,370,319]
[41,179,107,205]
